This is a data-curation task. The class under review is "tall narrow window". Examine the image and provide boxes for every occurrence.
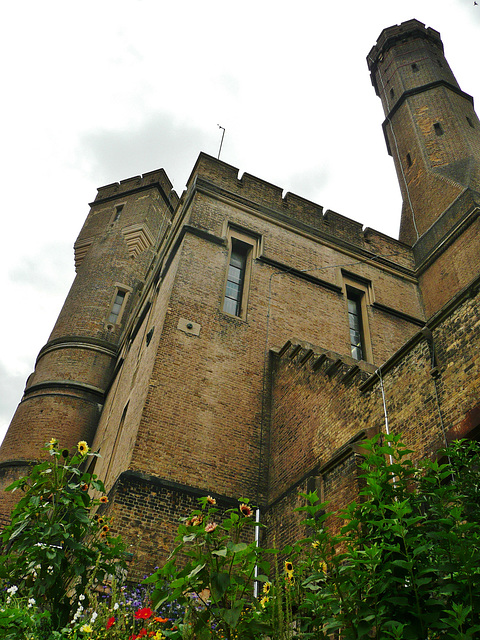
[223,240,249,316]
[347,288,365,361]
[108,290,126,324]
[434,122,444,136]
[406,152,412,168]
[113,204,124,222]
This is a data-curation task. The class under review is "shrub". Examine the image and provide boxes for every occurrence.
[0,439,127,629]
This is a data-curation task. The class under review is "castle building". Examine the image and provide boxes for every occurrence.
[1,20,479,579]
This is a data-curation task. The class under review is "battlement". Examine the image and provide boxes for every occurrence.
[273,339,376,386]
[188,153,413,266]
[367,20,443,73]
[93,169,179,210]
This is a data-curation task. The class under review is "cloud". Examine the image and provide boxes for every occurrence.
[0,361,28,446]
[77,113,214,194]
[9,243,72,293]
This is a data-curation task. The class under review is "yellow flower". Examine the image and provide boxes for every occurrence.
[284,561,293,574]
[154,632,164,640]
[263,582,271,594]
[100,496,108,504]
[77,441,89,455]
[80,624,93,633]
[260,595,269,608]
[312,540,320,549]
[320,561,327,573]
[206,495,216,505]
[47,438,58,450]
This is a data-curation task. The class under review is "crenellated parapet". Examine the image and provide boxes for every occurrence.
[93,169,179,210]
[187,153,412,265]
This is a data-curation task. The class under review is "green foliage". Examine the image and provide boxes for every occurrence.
[3,434,480,639]
[0,438,127,629]
[146,497,274,639]
[295,435,480,639]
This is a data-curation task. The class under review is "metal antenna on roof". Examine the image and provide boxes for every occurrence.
[217,124,225,159]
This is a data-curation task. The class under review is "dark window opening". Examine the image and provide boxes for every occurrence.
[347,289,365,361]
[437,59,443,68]
[389,88,395,100]
[434,122,444,136]
[113,205,124,222]
[406,153,412,167]
[108,291,126,324]
[467,116,475,129]
[411,63,419,72]
[223,240,249,317]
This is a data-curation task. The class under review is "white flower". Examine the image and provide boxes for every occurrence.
[113,602,120,610]
[79,594,85,601]
[47,566,54,575]
[91,611,98,623]
[6,586,18,595]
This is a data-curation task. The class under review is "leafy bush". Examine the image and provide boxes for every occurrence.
[294,435,480,639]
[0,439,126,629]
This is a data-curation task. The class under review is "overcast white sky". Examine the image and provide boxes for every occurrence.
[1,0,479,446]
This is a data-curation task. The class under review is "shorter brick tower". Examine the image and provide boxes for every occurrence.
[0,171,178,523]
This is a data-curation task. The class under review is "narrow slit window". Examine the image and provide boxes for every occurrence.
[467,116,475,129]
[389,88,395,100]
[108,290,126,324]
[347,289,365,361]
[411,63,419,72]
[223,240,249,317]
[434,122,444,136]
[113,205,124,222]
[406,153,412,167]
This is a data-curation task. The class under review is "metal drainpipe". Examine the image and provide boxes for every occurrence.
[253,508,261,598]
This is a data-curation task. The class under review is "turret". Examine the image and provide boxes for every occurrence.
[368,19,480,245]
[0,171,178,493]
[368,20,480,316]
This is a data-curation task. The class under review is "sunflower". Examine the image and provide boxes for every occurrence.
[239,503,253,517]
[102,524,110,533]
[77,441,89,456]
[100,496,108,504]
[206,495,216,505]
[284,561,294,574]
[263,582,271,594]
[47,438,58,450]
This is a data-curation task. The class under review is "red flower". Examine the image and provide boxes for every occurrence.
[106,616,115,630]
[137,630,147,638]
[129,635,137,640]
[135,608,153,620]
[154,616,169,623]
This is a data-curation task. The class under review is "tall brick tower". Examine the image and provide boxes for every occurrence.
[0,171,178,519]
[368,20,480,316]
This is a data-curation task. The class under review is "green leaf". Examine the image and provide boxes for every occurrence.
[221,603,243,628]
[211,571,231,601]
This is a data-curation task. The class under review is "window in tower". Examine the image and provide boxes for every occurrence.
[342,274,373,363]
[406,153,412,168]
[222,227,259,319]
[434,122,444,136]
[347,290,365,361]
[107,289,128,325]
[411,63,419,72]
[223,240,249,316]
[467,116,475,129]
[390,88,395,100]
[112,204,124,223]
